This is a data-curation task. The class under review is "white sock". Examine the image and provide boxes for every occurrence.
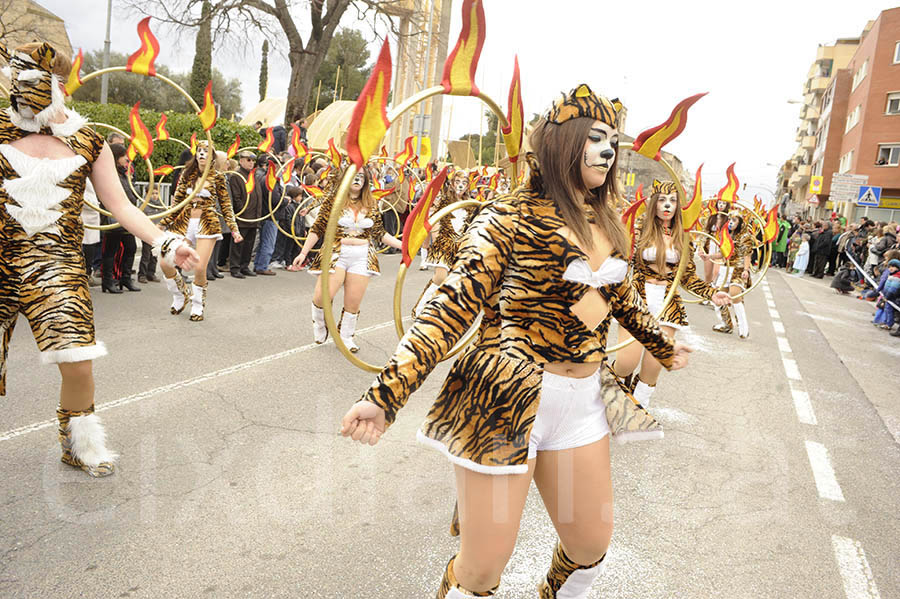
[633,380,656,407]
[734,303,749,337]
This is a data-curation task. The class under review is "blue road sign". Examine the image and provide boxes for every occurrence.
[857,185,882,207]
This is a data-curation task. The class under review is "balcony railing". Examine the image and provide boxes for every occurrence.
[809,77,829,92]
[801,136,817,150]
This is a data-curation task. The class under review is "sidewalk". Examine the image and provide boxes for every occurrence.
[771,268,900,444]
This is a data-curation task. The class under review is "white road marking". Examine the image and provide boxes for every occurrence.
[773,321,785,334]
[777,336,792,353]
[790,386,817,425]
[769,309,780,319]
[831,535,881,599]
[0,318,403,443]
[782,357,802,381]
[805,440,845,502]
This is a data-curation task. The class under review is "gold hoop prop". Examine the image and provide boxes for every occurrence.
[603,141,691,356]
[82,122,154,219]
[78,66,214,231]
[681,229,724,304]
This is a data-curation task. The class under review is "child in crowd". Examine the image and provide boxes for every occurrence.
[791,234,810,274]
[787,234,801,270]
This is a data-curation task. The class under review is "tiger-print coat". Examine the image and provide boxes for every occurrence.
[361,154,675,473]
[424,189,478,269]
[159,169,237,238]
[725,229,754,289]
[0,108,106,394]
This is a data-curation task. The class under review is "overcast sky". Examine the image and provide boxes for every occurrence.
[40,0,895,198]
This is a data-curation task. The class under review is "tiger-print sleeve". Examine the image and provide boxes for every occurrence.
[608,275,675,368]
[679,240,715,300]
[215,173,239,233]
[370,203,386,244]
[360,200,520,426]
[309,192,335,239]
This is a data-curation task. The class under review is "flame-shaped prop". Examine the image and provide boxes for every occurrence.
[763,205,778,242]
[245,168,257,195]
[189,132,198,155]
[327,138,342,168]
[198,81,217,131]
[291,124,308,160]
[621,184,646,257]
[265,160,278,192]
[346,38,392,168]
[126,102,153,160]
[154,114,170,141]
[65,49,83,96]
[402,167,450,266]
[126,17,161,77]
[718,225,734,260]
[682,164,703,231]
[394,136,417,169]
[226,135,240,159]
[281,157,296,185]
[258,127,274,152]
[440,0,485,96]
[631,93,706,161]
[717,163,739,204]
[502,55,524,164]
[153,165,174,177]
[302,184,324,198]
[373,187,396,201]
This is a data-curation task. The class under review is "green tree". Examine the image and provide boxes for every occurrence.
[188,0,213,107]
[259,39,269,102]
[460,110,500,166]
[309,28,371,111]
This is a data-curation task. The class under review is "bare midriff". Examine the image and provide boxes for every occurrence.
[341,238,367,246]
[543,361,602,378]
[190,207,202,218]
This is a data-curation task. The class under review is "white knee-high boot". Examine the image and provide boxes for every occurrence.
[164,272,189,315]
[413,281,440,317]
[189,282,207,322]
[437,556,497,598]
[713,304,733,333]
[339,309,360,353]
[311,303,328,344]
[734,302,750,338]
[538,542,606,599]
[633,378,656,407]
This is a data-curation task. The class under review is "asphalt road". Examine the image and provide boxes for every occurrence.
[1,256,897,598]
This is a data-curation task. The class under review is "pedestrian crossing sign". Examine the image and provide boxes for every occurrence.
[857,185,881,207]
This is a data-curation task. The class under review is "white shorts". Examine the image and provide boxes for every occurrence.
[714,265,734,289]
[528,370,610,459]
[645,281,682,330]
[186,218,222,245]
[335,243,370,276]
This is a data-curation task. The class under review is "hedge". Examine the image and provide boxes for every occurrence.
[0,97,261,182]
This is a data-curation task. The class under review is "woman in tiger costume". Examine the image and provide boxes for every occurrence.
[413,168,479,316]
[0,42,198,477]
[701,197,731,291]
[611,180,730,407]
[339,85,694,599]
[158,141,242,322]
[701,210,753,338]
[292,166,402,352]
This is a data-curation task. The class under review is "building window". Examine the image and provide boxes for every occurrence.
[839,151,854,173]
[852,59,868,91]
[876,144,900,166]
[845,105,861,132]
[895,41,900,64]
[887,92,900,115]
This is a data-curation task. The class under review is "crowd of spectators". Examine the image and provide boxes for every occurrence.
[770,211,900,338]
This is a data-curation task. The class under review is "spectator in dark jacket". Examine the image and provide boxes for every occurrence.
[227,152,261,278]
[102,144,141,293]
[812,223,832,278]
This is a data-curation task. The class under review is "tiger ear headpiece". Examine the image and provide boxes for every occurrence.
[545,83,623,130]
[651,179,677,196]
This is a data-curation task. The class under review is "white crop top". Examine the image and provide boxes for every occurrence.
[562,257,628,288]
[338,209,374,236]
[641,246,679,264]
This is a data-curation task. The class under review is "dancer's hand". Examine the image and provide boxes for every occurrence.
[174,245,200,271]
[670,343,693,371]
[341,401,385,446]
[711,291,732,306]
[292,252,307,269]
[232,231,244,244]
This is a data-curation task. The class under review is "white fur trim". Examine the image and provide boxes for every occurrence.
[67,413,118,466]
[17,68,43,82]
[633,381,656,408]
[445,587,487,599]
[152,232,189,266]
[556,559,606,599]
[416,429,529,475]
[612,429,664,444]
[41,342,107,364]
[49,108,88,138]
[0,66,10,79]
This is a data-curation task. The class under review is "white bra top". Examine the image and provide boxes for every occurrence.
[338,209,374,233]
[562,257,628,289]
[641,246,679,264]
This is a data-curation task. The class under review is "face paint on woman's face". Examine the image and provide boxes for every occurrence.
[196,146,209,167]
[580,120,618,190]
[728,216,739,231]
[454,177,468,196]
[717,201,729,213]
[656,192,678,223]
[351,172,366,191]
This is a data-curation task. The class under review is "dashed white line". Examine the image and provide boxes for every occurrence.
[790,386,817,425]
[782,357,802,381]
[832,535,881,598]
[773,321,785,334]
[777,336,792,353]
[805,440,845,502]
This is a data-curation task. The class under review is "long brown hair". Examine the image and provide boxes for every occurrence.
[638,191,685,273]
[350,167,377,212]
[529,116,627,255]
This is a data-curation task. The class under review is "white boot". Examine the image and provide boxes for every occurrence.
[311,303,328,344]
[339,309,360,353]
[413,281,440,317]
[734,302,750,338]
[633,379,656,407]
[164,273,189,315]
[57,407,117,477]
[189,282,207,322]
[538,542,606,599]
[419,248,430,270]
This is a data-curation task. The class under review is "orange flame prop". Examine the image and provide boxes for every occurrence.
[718,225,734,260]
[189,132,198,155]
[502,55,524,164]
[302,185,324,198]
[126,17,161,77]
[380,145,388,157]
[488,173,499,190]
[245,168,257,195]
[291,124,308,160]
[126,102,154,159]
[764,205,778,242]
[226,135,240,159]
[327,138,342,168]
[440,0,485,96]
[198,81,217,131]
[346,38,392,168]
[631,93,707,161]
[65,49,83,96]
[258,127,274,152]
[153,165,174,177]
[265,161,278,192]
[682,164,703,231]
[406,175,417,205]
[373,187,396,201]
[154,114,170,141]
[281,158,296,185]
[621,184,647,257]
[717,163,739,204]
[402,167,450,266]
[394,136,416,168]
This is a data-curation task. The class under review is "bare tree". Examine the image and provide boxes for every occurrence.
[122,0,416,125]
[0,0,54,49]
